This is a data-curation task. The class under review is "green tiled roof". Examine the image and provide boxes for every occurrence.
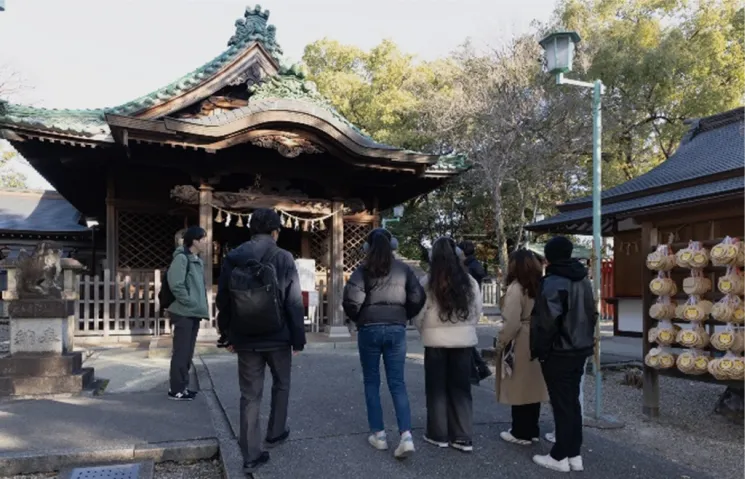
[107,4,282,117]
[427,153,470,172]
[248,65,375,141]
[0,101,110,139]
[0,4,283,136]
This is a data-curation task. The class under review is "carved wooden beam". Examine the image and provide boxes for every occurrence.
[250,134,324,158]
[170,185,365,214]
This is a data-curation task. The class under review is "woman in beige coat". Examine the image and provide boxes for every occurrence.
[495,249,549,445]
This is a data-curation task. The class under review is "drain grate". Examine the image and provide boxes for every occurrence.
[65,463,143,479]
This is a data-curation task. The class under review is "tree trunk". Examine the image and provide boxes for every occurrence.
[493,182,508,278]
[513,181,528,253]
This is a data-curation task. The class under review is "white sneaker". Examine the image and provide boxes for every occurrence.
[569,455,584,471]
[394,432,415,459]
[545,431,556,443]
[500,430,532,446]
[368,431,388,450]
[423,435,448,448]
[533,454,571,473]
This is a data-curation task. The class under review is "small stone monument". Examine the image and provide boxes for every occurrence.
[0,242,94,396]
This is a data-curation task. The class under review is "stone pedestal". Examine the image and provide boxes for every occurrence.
[0,243,94,396]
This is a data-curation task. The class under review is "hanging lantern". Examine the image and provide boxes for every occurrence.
[236,215,244,228]
[215,209,224,223]
[225,213,232,227]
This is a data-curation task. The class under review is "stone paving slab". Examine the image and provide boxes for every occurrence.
[0,391,214,453]
[203,350,710,479]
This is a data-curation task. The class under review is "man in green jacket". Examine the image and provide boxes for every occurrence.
[167,226,210,401]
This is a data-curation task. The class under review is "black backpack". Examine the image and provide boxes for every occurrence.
[158,250,190,312]
[228,246,284,336]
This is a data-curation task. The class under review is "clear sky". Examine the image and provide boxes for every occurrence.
[0,0,556,188]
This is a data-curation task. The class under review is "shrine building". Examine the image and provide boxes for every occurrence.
[0,5,466,338]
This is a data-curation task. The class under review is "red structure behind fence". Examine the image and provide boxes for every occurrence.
[601,259,615,320]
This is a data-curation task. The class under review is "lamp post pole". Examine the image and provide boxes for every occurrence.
[557,73,604,420]
[541,31,622,429]
[591,78,603,420]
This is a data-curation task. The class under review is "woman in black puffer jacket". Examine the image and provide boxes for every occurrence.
[342,228,426,460]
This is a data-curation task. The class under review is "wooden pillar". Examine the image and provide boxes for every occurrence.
[327,200,350,337]
[641,221,659,418]
[198,184,216,335]
[105,172,117,276]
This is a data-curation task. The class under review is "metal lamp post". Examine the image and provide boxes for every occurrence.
[539,31,622,429]
[382,205,405,230]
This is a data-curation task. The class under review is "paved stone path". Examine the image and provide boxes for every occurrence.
[203,349,708,479]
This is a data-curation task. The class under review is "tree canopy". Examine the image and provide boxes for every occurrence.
[302,0,743,269]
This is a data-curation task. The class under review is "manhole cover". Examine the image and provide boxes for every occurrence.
[62,463,145,479]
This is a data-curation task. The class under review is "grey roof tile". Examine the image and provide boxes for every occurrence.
[527,175,744,234]
[0,190,88,232]
[565,107,744,207]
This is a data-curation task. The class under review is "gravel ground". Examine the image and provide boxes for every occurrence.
[0,459,223,479]
[583,370,743,479]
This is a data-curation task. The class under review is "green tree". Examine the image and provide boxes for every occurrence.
[302,38,456,150]
[550,0,745,187]
[0,142,27,188]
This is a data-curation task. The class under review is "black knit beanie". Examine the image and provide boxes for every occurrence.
[544,236,574,263]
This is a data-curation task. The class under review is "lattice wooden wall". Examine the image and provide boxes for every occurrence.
[118,211,185,270]
[343,222,371,273]
[309,228,329,272]
[308,221,372,274]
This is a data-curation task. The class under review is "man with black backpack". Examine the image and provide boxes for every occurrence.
[215,208,306,475]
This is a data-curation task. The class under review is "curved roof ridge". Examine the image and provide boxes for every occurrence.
[106,5,282,117]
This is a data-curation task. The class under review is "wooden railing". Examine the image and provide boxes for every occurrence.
[76,269,167,337]
[481,282,501,307]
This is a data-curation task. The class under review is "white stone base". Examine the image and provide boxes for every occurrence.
[326,325,352,339]
[9,317,71,355]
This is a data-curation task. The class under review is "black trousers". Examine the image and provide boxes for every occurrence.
[511,403,541,441]
[424,347,473,443]
[169,314,200,394]
[541,355,586,460]
[238,348,292,462]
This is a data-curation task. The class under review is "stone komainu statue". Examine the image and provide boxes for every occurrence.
[15,242,63,299]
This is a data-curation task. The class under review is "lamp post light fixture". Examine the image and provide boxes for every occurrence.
[382,205,405,229]
[539,31,622,430]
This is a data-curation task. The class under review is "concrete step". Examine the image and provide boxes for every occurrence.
[0,352,83,377]
[0,367,94,396]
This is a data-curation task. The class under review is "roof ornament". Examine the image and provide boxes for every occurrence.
[227,4,283,59]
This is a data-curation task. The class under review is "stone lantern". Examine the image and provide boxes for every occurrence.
[0,242,93,396]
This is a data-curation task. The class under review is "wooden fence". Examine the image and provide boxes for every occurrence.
[74,269,502,337]
[76,269,166,337]
[481,282,501,307]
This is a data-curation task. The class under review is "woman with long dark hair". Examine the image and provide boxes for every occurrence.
[414,237,482,453]
[495,249,549,445]
[342,228,426,459]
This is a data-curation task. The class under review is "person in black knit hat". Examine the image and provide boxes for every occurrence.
[530,236,596,473]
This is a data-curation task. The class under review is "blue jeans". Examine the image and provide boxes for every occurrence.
[357,324,412,434]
